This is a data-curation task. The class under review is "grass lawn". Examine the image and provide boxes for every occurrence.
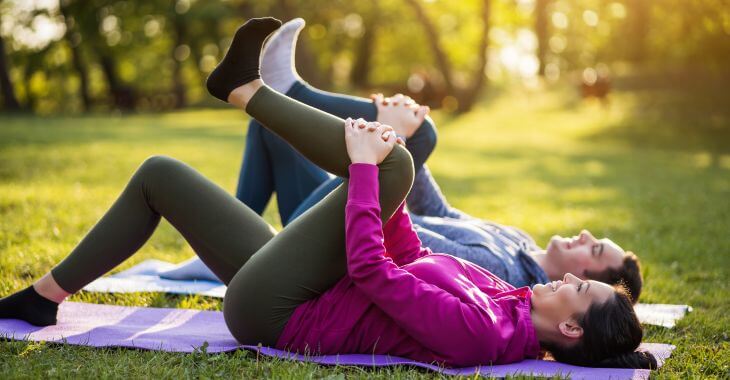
[1,73,728,378]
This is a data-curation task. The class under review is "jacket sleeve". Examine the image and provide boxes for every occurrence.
[346,163,509,366]
[382,201,431,266]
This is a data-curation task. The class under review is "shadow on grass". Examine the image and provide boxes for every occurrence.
[0,114,247,150]
[0,110,250,183]
[581,70,730,165]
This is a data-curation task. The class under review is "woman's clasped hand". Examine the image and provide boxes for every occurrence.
[344,117,405,165]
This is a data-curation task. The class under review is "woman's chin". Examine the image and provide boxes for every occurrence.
[532,283,548,295]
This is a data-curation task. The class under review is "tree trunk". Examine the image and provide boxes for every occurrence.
[457,0,491,112]
[350,1,379,88]
[406,0,490,113]
[626,0,649,63]
[535,0,550,76]
[22,66,36,111]
[0,29,21,110]
[404,0,455,95]
[170,10,187,108]
[99,55,134,110]
[68,37,92,110]
[85,4,134,111]
[98,55,119,99]
[59,2,91,111]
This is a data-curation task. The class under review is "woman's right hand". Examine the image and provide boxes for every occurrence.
[345,118,404,165]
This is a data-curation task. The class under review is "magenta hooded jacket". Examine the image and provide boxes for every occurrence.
[276,164,540,367]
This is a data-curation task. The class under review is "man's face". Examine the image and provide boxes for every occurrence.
[545,230,625,279]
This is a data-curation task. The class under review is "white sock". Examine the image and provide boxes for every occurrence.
[260,18,305,93]
[158,257,221,283]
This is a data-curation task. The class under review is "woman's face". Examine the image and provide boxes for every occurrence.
[531,273,615,328]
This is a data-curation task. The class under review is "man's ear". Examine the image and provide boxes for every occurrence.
[558,318,584,340]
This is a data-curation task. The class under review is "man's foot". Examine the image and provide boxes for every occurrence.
[158,257,221,283]
[261,18,306,93]
[206,17,282,102]
[0,285,59,326]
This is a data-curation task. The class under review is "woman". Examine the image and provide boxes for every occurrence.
[0,18,655,369]
[163,18,643,302]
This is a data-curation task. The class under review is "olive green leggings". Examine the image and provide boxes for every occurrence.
[51,86,414,346]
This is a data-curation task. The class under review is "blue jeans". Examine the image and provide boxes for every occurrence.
[236,80,437,225]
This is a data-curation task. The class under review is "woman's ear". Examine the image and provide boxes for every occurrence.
[558,318,584,339]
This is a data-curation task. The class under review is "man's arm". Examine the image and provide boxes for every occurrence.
[406,165,471,219]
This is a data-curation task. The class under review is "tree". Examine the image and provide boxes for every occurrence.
[404,0,455,96]
[350,1,379,88]
[0,32,20,111]
[59,0,92,111]
[74,0,137,110]
[0,7,21,111]
[19,46,52,112]
[535,0,550,76]
[626,0,649,63]
[459,0,490,112]
[404,0,491,113]
[169,1,188,108]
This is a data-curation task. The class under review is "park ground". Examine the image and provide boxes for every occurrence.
[1,73,728,378]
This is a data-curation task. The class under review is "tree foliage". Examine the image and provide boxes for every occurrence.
[0,0,727,114]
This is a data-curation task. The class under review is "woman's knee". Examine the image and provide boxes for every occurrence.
[223,271,280,346]
[138,155,183,176]
[133,155,190,189]
[223,283,256,344]
[223,296,246,344]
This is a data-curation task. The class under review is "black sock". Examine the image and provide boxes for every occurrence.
[0,286,59,326]
[206,17,282,102]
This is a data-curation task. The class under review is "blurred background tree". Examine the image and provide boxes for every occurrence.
[0,0,727,114]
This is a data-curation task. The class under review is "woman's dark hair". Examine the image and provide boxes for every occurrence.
[544,287,658,369]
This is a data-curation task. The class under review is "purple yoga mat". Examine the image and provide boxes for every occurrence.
[0,302,674,379]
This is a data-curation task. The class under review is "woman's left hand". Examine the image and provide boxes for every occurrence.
[345,118,404,165]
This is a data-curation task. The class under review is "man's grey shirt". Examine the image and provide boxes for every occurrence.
[406,166,549,288]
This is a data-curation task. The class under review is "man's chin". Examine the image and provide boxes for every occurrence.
[545,240,560,257]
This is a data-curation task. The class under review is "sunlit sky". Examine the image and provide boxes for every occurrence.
[1,0,65,50]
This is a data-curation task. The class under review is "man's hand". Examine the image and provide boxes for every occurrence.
[345,118,404,165]
[371,93,430,138]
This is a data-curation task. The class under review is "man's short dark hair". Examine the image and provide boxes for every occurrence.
[585,252,643,303]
